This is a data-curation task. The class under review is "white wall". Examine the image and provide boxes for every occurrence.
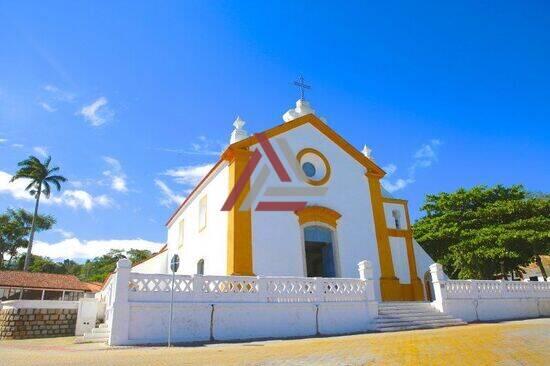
[132,250,169,274]
[250,124,383,298]
[166,163,229,276]
[389,236,410,284]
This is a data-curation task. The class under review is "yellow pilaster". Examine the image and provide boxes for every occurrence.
[366,172,401,301]
[224,148,254,276]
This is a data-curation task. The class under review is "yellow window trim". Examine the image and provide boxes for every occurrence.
[295,205,341,228]
[296,148,331,186]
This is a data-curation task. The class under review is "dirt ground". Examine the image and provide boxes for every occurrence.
[1,318,549,365]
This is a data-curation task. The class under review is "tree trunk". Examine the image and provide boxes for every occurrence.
[535,254,548,281]
[500,261,508,280]
[23,185,41,272]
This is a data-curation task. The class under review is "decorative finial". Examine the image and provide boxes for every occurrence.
[233,116,245,129]
[230,116,248,143]
[362,145,373,159]
[293,75,311,101]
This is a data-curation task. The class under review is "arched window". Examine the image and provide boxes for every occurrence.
[392,209,401,230]
[196,259,204,275]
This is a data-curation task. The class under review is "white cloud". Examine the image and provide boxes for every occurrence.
[43,85,75,102]
[0,138,7,144]
[0,170,113,210]
[53,228,74,239]
[32,238,164,261]
[163,163,214,186]
[33,146,49,157]
[0,171,34,201]
[11,144,24,148]
[51,190,113,211]
[102,156,128,193]
[78,97,113,126]
[381,139,442,193]
[39,102,57,112]
[154,179,185,207]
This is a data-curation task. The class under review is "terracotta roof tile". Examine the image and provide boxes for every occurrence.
[0,271,90,291]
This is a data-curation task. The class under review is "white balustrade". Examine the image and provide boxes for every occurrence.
[122,273,367,304]
[443,278,550,300]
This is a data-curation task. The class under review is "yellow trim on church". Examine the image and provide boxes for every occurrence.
[295,206,341,228]
[382,197,424,301]
[223,147,254,276]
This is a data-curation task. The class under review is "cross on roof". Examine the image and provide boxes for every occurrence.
[293,75,311,101]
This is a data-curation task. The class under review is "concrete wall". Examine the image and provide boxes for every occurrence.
[430,263,550,322]
[121,301,375,345]
[166,163,229,276]
[132,250,169,274]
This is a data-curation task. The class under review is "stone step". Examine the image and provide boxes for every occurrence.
[91,327,110,334]
[378,321,466,332]
[82,331,110,339]
[376,317,465,327]
[376,315,456,324]
[98,323,109,329]
[75,336,108,344]
[378,310,448,317]
[378,305,434,311]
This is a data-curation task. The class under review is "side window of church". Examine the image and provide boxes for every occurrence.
[392,209,401,230]
[199,196,207,231]
[197,259,205,275]
[178,220,184,250]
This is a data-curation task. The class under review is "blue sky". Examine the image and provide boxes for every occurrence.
[1,2,549,261]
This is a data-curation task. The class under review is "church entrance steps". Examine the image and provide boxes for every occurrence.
[75,323,110,344]
[375,302,467,332]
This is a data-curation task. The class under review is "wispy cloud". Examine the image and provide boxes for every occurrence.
[102,156,128,193]
[53,228,74,239]
[43,85,75,102]
[0,138,7,144]
[33,146,49,158]
[32,237,164,261]
[0,170,113,211]
[154,179,185,207]
[38,101,57,112]
[11,144,24,148]
[78,97,113,126]
[161,136,225,156]
[381,139,442,193]
[163,163,214,186]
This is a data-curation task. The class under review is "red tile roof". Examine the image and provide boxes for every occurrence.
[0,271,94,291]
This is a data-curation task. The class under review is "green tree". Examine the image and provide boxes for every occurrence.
[0,209,55,269]
[126,249,153,264]
[10,156,67,271]
[413,185,550,280]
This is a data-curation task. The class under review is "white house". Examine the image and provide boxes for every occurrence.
[135,97,435,302]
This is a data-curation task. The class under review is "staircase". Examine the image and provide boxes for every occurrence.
[75,323,110,344]
[375,302,467,332]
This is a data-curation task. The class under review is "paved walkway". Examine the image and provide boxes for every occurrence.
[1,318,549,365]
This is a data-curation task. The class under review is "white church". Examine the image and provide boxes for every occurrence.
[135,93,435,302]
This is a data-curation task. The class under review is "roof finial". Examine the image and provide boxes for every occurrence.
[293,75,311,101]
[230,116,248,143]
[362,145,373,159]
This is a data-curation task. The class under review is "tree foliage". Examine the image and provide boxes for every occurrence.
[11,249,154,283]
[413,185,550,279]
[0,209,55,269]
[10,155,67,271]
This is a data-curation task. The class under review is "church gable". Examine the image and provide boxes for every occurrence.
[230,113,386,178]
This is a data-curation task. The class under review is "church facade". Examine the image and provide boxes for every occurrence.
[135,99,435,301]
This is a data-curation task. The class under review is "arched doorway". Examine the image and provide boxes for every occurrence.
[303,225,336,278]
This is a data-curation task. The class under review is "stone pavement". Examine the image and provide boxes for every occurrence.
[1,318,548,365]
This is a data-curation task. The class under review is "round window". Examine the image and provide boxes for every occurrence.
[302,162,316,178]
[296,148,331,186]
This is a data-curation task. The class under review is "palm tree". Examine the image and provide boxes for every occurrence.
[10,156,67,271]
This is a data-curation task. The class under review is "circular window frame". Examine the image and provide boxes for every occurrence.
[296,148,331,186]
